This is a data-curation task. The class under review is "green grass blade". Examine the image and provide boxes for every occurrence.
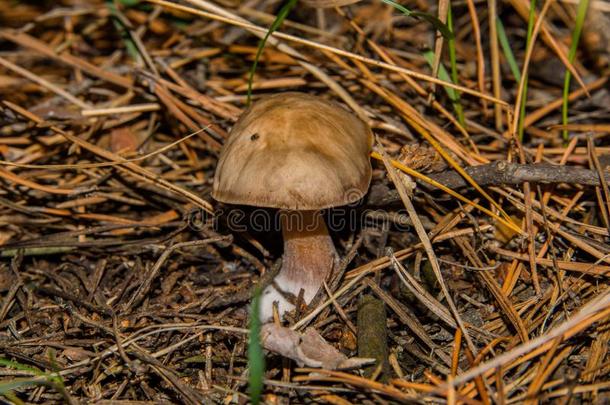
[106,1,141,61]
[118,0,140,6]
[4,390,26,405]
[247,0,298,105]
[422,51,456,99]
[562,0,589,141]
[0,358,43,375]
[496,18,521,82]
[423,50,464,124]
[0,379,43,395]
[380,0,453,39]
[517,0,537,140]
[0,357,66,399]
[446,3,464,126]
[447,4,458,85]
[248,287,265,404]
[47,350,66,389]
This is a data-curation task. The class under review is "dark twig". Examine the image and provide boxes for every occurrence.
[368,161,610,205]
[428,161,610,188]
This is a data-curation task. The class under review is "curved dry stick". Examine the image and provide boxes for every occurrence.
[368,161,610,206]
[429,161,610,188]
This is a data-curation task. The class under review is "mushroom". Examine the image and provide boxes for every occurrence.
[213,92,372,321]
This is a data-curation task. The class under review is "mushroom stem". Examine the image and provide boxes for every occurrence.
[260,210,336,321]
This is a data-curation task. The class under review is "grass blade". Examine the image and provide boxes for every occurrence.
[423,50,464,125]
[496,17,521,82]
[0,379,43,395]
[379,0,453,39]
[0,358,43,375]
[562,0,590,141]
[106,1,141,62]
[517,0,537,140]
[248,287,265,404]
[247,0,298,104]
[445,4,465,126]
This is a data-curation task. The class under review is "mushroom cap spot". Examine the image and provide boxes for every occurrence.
[212,92,373,210]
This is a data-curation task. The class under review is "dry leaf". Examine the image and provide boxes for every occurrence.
[261,324,374,370]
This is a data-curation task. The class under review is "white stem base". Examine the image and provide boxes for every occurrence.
[259,210,336,322]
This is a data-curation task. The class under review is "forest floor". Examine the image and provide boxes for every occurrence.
[0,0,609,403]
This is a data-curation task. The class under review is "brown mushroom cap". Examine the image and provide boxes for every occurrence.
[212,92,373,210]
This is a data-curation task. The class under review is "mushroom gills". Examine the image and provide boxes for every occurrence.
[259,210,337,322]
